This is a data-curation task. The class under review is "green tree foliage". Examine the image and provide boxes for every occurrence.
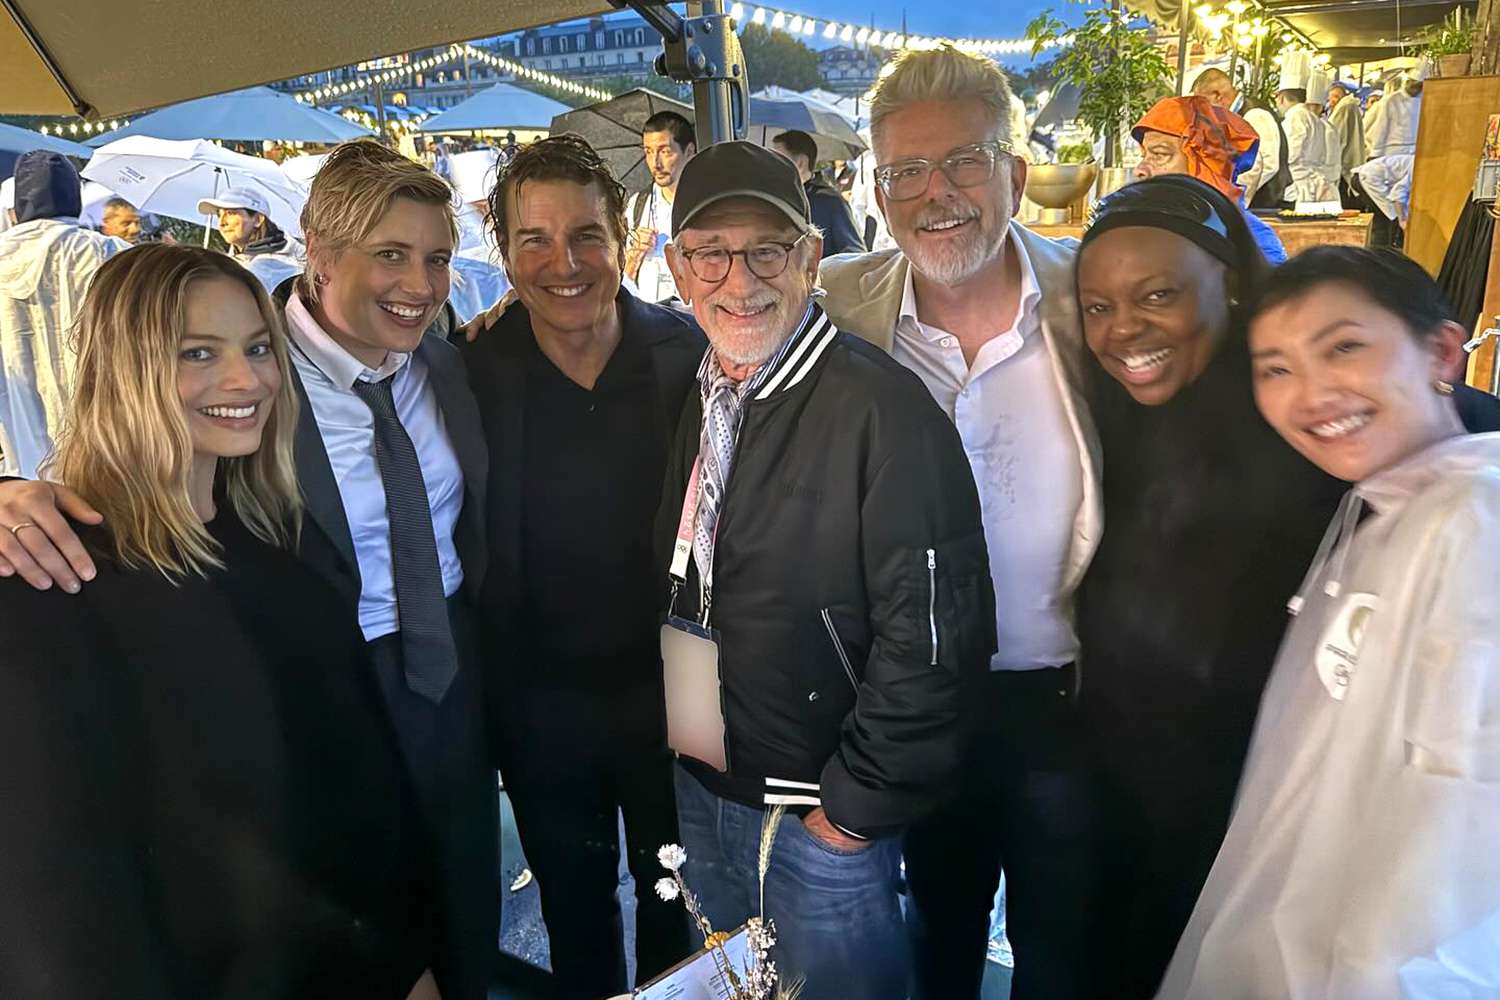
[1026,1,1173,165]
[738,23,824,91]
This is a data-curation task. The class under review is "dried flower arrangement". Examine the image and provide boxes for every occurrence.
[652,804,802,1000]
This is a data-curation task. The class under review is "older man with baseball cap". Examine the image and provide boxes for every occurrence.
[657,140,995,999]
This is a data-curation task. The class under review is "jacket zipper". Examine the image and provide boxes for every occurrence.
[820,609,859,691]
[926,548,938,666]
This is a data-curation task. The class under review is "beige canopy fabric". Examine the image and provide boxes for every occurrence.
[1,0,610,118]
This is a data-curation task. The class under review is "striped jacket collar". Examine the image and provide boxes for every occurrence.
[696,297,841,403]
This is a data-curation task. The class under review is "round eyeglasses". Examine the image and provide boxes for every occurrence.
[874,140,1015,202]
[677,231,813,284]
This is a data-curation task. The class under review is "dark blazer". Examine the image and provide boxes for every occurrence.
[269,280,494,1000]
[458,287,706,648]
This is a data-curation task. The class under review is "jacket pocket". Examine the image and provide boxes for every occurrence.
[821,608,860,692]
[918,534,993,675]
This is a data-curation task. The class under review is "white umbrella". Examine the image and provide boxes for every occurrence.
[84,87,374,146]
[83,136,307,241]
[280,152,329,189]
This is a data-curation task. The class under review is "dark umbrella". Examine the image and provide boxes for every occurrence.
[745,95,867,162]
[1031,83,1083,133]
[549,88,695,194]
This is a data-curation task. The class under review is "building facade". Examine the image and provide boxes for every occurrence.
[499,16,660,82]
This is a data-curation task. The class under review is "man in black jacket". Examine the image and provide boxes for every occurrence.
[657,140,995,1000]
[771,129,866,257]
[458,136,698,999]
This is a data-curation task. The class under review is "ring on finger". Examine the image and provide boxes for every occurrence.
[6,521,38,538]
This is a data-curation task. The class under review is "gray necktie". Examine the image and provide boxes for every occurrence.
[351,374,458,703]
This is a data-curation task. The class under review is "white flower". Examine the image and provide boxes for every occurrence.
[654,877,681,902]
[658,844,688,871]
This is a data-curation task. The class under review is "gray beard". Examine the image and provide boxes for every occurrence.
[906,226,1007,286]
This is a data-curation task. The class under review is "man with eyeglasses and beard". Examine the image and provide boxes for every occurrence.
[820,44,1103,1000]
[657,140,995,1000]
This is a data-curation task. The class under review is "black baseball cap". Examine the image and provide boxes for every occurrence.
[670,140,811,237]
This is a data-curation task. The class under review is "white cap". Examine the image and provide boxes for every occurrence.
[1306,69,1332,105]
[196,186,271,218]
[448,149,501,206]
[1278,49,1312,92]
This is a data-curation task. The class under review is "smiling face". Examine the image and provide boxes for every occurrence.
[1134,130,1190,183]
[1250,282,1461,482]
[178,275,281,461]
[667,199,820,368]
[643,129,693,193]
[1077,225,1232,406]
[307,196,454,369]
[502,177,622,339]
[873,97,1025,288]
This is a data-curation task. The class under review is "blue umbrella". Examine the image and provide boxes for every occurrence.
[0,122,92,178]
[417,82,572,134]
[85,86,374,146]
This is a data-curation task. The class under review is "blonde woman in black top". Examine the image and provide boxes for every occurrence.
[0,245,430,999]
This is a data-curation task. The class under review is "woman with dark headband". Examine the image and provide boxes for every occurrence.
[1072,174,1347,997]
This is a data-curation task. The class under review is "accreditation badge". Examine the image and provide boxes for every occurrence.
[1314,592,1379,701]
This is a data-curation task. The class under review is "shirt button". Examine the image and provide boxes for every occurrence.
[808,691,819,702]
[942,337,955,347]
[588,403,596,413]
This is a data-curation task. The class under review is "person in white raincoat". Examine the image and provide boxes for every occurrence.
[1158,246,1500,1000]
[197,187,303,293]
[445,149,510,325]
[0,152,128,478]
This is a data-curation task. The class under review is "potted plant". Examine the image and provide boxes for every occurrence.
[1421,9,1475,78]
[1026,0,1173,196]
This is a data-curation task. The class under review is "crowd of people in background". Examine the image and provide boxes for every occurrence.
[0,39,1497,1000]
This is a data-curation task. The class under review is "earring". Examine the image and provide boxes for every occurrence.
[1434,379,1454,396]
[314,272,328,286]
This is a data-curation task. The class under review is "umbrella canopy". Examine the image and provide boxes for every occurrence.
[549,88,697,193]
[746,95,868,162]
[1031,83,1083,133]
[417,82,571,134]
[84,87,373,145]
[3,0,611,118]
[0,120,93,179]
[280,152,329,188]
[83,136,307,237]
[0,121,92,160]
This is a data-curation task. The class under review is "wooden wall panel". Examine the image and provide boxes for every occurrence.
[1406,75,1500,276]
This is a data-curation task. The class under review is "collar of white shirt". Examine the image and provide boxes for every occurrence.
[284,292,412,388]
[897,224,1044,351]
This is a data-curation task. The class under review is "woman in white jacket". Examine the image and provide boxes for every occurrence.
[1158,246,1500,999]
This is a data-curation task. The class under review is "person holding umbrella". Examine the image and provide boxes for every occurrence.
[198,187,302,292]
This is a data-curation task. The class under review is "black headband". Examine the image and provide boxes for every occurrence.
[1081,180,1241,269]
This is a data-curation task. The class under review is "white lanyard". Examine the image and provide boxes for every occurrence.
[667,455,715,626]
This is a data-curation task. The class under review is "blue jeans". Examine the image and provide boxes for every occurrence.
[673,765,909,1000]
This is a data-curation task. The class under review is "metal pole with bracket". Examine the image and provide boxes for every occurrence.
[616,0,748,146]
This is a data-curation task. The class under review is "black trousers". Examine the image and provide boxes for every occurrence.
[498,649,689,999]
[368,599,499,1000]
[904,665,1098,1000]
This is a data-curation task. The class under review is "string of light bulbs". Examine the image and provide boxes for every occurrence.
[36,118,129,138]
[724,3,1070,55]
[294,43,613,107]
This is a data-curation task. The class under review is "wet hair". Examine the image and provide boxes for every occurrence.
[772,129,819,170]
[642,111,696,151]
[488,133,628,262]
[1248,246,1455,342]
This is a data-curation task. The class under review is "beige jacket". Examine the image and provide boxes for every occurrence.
[817,224,1103,597]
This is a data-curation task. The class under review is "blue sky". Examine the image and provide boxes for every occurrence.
[577,3,1072,63]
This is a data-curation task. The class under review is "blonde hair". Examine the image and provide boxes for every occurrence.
[869,44,1015,148]
[50,244,302,579]
[295,139,458,304]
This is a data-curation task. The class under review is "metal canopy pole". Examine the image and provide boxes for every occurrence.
[616,0,748,145]
[1176,0,1193,95]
